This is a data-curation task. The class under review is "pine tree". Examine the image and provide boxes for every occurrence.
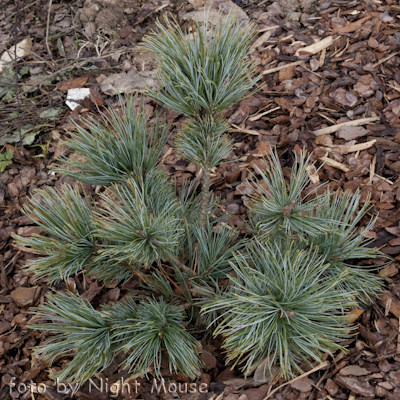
[13,12,387,386]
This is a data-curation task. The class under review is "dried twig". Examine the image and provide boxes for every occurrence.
[229,124,261,136]
[369,155,376,184]
[249,106,280,121]
[262,61,302,75]
[312,116,380,136]
[45,0,54,62]
[295,36,336,57]
[372,51,399,69]
[9,49,127,101]
[263,361,330,400]
[320,156,349,172]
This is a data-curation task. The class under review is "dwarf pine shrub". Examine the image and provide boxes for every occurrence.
[14,12,386,385]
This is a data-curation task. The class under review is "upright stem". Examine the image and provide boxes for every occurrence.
[167,252,194,276]
[199,167,211,227]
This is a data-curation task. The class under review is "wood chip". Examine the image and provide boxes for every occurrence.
[369,155,376,183]
[295,36,336,57]
[312,116,380,136]
[262,61,302,76]
[397,318,400,355]
[372,51,399,68]
[257,25,280,33]
[345,139,376,153]
[229,124,261,136]
[320,156,349,172]
[251,31,272,51]
[249,106,280,121]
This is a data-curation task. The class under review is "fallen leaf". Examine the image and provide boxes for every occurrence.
[0,37,32,70]
[39,108,62,119]
[56,76,88,91]
[344,308,364,323]
[235,182,254,196]
[133,3,157,26]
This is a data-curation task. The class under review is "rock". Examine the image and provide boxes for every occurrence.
[324,378,338,396]
[10,286,39,307]
[100,70,157,95]
[182,0,249,26]
[226,202,240,214]
[339,365,370,376]
[335,375,375,397]
[290,377,314,393]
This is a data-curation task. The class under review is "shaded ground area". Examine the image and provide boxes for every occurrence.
[1,0,400,399]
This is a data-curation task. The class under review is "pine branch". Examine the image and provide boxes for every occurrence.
[249,150,331,238]
[201,241,357,379]
[110,297,202,379]
[186,220,245,281]
[143,12,261,118]
[94,172,183,268]
[12,185,96,283]
[175,117,232,169]
[307,190,387,303]
[29,292,116,385]
[57,95,169,186]
[199,167,211,227]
